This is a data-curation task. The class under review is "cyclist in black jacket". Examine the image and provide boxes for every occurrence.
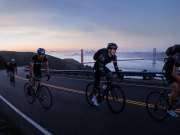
[163,45,180,117]
[92,43,122,106]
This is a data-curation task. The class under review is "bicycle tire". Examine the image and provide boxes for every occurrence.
[107,84,126,113]
[146,91,168,121]
[38,85,53,110]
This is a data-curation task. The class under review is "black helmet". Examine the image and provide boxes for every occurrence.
[107,43,118,50]
[37,48,45,55]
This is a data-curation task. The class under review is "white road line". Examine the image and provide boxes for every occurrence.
[0,94,53,135]
[52,76,91,82]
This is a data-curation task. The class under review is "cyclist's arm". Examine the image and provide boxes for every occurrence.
[113,61,119,72]
[113,55,120,72]
[45,61,49,74]
[113,56,123,79]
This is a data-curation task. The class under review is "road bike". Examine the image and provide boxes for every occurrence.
[24,74,53,110]
[86,79,126,113]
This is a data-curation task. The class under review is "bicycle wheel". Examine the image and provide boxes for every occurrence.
[38,86,52,110]
[24,83,36,104]
[85,82,97,107]
[146,91,168,121]
[107,84,126,113]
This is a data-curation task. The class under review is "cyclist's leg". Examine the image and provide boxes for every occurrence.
[167,81,179,117]
[12,70,15,86]
[12,70,15,80]
[91,64,101,106]
[93,63,101,95]
[33,79,39,94]
[104,67,113,83]
[33,73,40,92]
[9,71,14,80]
[36,72,42,89]
[94,70,101,94]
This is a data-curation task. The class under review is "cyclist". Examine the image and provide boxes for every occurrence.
[31,48,49,92]
[163,45,180,117]
[8,59,18,77]
[92,43,122,106]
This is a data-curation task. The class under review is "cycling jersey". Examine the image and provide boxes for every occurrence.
[8,63,17,73]
[93,48,119,73]
[93,48,120,92]
[32,54,48,78]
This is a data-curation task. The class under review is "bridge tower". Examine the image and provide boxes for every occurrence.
[153,48,156,65]
[81,49,84,64]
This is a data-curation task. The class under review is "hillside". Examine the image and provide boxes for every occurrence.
[0,51,90,70]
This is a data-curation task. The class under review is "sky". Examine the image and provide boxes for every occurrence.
[0,0,179,52]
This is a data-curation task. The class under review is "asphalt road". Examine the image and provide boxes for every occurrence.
[0,68,179,135]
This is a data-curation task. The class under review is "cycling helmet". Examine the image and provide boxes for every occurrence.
[37,48,45,55]
[107,43,118,50]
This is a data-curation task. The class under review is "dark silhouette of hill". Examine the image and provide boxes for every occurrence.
[0,51,90,70]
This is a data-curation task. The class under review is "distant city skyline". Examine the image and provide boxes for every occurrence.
[0,0,179,52]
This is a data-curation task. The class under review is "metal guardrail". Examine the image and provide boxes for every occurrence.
[25,67,165,80]
[25,67,168,86]
[83,58,144,64]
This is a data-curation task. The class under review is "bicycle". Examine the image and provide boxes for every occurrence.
[146,88,180,121]
[24,74,53,110]
[85,79,126,113]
